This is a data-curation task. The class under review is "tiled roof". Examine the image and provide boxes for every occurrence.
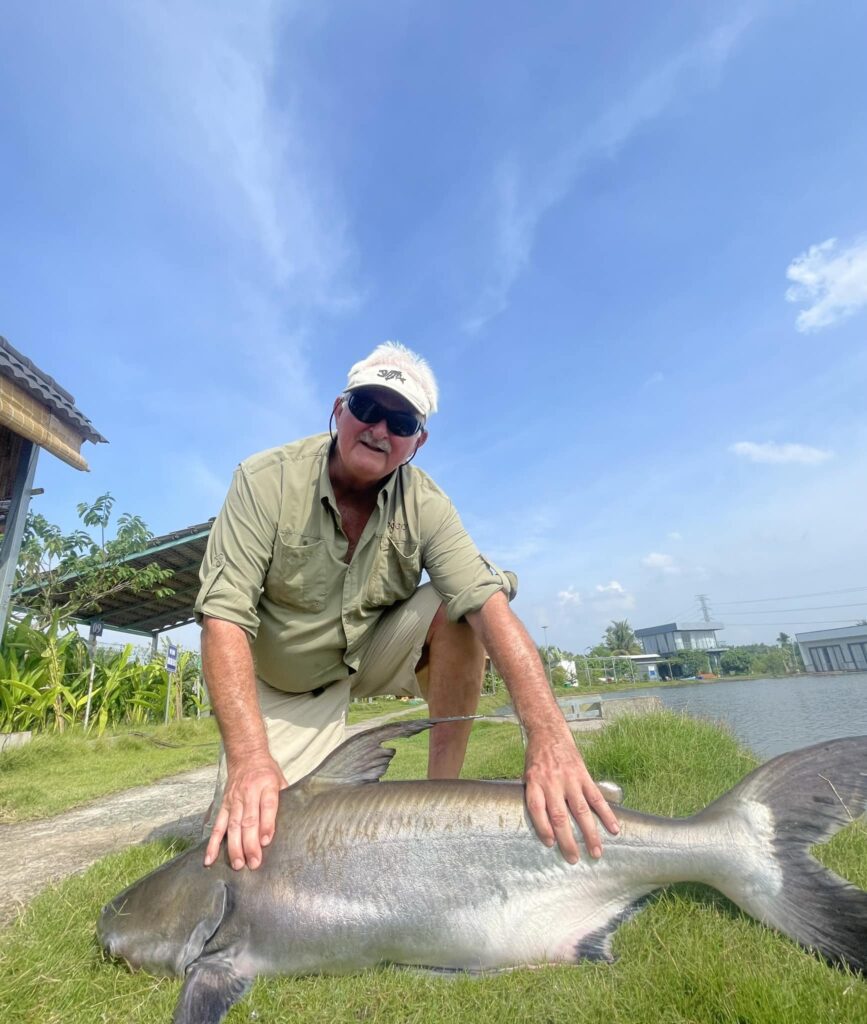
[0,336,107,444]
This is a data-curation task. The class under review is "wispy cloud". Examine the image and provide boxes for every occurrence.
[592,580,636,609]
[130,1,359,312]
[729,441,834,465]
[464,14,754,331]
[786,236,867,332]
[557,585,581,606]
[641,552,680,574]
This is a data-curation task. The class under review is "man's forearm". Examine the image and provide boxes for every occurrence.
[467,592,565,733]
[468,591,619,862]
[201,616,269,761]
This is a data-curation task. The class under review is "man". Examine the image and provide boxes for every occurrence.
[196,341,619,872]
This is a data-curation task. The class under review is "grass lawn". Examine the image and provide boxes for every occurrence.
[0,691,516,823]
[0,718,221,823]
[1,711,865,1023]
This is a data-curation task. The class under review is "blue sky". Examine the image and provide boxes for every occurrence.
[3,1,867,653]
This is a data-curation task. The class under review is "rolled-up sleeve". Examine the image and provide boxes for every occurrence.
[422,498,518,621]
[195,460,281,638]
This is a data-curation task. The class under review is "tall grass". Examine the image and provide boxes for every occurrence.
[1,712,865,1023]
[0,617,205,735]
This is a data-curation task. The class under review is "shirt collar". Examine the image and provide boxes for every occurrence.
[318,437,401,513]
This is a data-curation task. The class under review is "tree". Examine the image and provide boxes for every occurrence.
[603,620,641,655]
[751,649,789,677]
[720,648,753,675]
[673,649,709,678]
[776,632,791,647]
[14,493,175,628]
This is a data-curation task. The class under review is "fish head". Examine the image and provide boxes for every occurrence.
[98,853,229,977]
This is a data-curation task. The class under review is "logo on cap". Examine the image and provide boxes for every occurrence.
[377,369,406,384]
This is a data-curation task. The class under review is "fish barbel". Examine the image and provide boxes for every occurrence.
[98,720,867,1023]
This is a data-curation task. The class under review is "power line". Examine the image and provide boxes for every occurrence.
[724,618,863,626]
[723,603,867,614]
[715,586,867,606]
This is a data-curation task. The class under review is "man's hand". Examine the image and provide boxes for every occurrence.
[204,755,288,871]
[523,725,619,863]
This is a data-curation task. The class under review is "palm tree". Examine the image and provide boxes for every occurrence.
[604,620,641,655]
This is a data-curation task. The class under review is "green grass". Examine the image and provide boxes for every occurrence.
[1,712,865,1023]
[0,691,512,823]
[346,696,424,724]
[0,718,220,823]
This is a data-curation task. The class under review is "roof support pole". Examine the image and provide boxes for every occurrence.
[0,439,39,639]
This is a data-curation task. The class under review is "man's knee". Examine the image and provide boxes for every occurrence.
[423,605,485,671]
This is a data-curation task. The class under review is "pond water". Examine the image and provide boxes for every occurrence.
[582,672,867,758]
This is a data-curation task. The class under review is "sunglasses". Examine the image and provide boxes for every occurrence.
[346,391,423,437]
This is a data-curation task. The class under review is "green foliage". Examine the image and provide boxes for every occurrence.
[0,496,195,736]
[15,493,174,626]
[720,647,754,675]
[751,648,790,677]
[0,617,204,736]
[671,649,711,678]
[719,643,803,677]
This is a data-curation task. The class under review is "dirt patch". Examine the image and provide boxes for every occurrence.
[0,764,215,927]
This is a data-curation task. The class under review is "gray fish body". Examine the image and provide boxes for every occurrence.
[98,723,867,1023]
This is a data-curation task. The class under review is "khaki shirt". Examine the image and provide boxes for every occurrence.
[195,434,516,693]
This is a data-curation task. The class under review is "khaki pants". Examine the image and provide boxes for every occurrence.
[205,584,442,827]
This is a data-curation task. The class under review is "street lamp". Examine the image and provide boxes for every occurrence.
[541,625,553,690]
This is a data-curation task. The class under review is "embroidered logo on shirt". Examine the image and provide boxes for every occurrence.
[388,520,408,532]
[377,369,406,384]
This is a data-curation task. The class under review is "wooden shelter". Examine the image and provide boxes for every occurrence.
[0,336,106,632]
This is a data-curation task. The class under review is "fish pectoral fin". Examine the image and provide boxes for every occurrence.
[174,881,229,974]
[172,957,253,1024]
[301,718,435,789]
[597,780,624,806]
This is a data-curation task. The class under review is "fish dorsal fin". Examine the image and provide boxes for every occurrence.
[303,718,435,790]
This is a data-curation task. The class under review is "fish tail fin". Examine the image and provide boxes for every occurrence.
[705,735,867,972]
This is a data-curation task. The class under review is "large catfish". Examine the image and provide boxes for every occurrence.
[98,720,867,1023]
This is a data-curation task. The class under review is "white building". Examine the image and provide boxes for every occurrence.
[795,624,867,673]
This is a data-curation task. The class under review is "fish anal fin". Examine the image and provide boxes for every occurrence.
[572,894,656,964]
[172,957,253,1024]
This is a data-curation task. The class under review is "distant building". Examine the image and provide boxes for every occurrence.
[634,621,725,673]
[556,658,577,682]
[795,624,867,673]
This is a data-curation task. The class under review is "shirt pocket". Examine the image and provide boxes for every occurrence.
[266,533,329,613]
[365,534,422,608]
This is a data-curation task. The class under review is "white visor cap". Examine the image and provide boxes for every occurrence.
[345,341,439,418]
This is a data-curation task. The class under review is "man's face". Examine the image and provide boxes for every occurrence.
[332,387,428,486]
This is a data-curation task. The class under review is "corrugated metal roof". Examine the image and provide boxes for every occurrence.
[15,520,214,634]
[0,336,107,444]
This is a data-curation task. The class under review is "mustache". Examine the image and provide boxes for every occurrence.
[359,431,391,454]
